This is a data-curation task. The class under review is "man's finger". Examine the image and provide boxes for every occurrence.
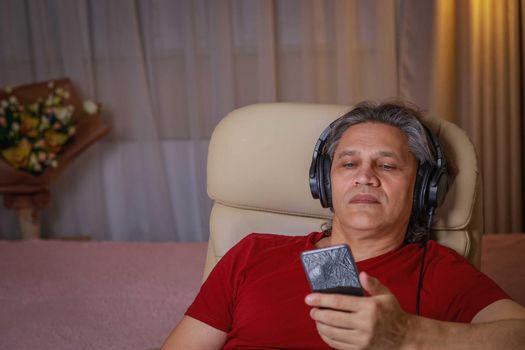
[310,307,363,330]
[305,293,364,312]
[315,321,364,349]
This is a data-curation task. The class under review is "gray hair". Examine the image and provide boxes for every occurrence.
[323,101,436,243]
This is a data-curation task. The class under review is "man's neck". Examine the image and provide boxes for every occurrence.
[317,227,405,262]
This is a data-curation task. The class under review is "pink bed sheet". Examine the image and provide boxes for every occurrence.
[0,234,523,350]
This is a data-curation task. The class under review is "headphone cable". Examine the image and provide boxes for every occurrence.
[416,207,434,316]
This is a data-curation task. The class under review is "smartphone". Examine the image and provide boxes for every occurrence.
[300,244,364,296]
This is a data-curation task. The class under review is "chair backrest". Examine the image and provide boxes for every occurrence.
[204,103,483,280]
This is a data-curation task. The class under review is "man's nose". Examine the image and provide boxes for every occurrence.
[354,165,379,186]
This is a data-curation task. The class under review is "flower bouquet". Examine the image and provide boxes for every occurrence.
[0,78,110,238]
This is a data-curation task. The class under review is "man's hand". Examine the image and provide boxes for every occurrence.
[305,271,411,350]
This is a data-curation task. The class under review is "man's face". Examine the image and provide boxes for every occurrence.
[330,122,418,238]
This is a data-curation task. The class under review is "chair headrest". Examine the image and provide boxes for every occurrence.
[207,103,479,231]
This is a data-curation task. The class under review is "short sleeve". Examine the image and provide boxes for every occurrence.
[428,249,509,322]
[185,234,256,332]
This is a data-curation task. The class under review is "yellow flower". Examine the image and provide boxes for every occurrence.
[1,139,32,169]
[44,130,68,152]
[20,112,39,137]
[28,103,39,113]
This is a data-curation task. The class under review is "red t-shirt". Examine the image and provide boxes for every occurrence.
[186,232,509,349]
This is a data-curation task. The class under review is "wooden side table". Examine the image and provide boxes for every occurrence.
[17,208,41,239]
[3,191,48,239]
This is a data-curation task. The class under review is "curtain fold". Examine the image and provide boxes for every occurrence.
[399,0,523,234]
[432,0,522,233]
[522,0,525,229]
[0,0,522,240]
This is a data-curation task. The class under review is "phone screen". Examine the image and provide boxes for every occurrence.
[300,244,363,296]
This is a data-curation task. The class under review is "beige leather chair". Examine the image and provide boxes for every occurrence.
[204,103,483,280]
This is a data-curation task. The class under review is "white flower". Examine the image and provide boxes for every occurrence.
[1,100,8,108]
[11,122,20,131]
[55,107,70,120]
[4,86,12,94]
[9,96,17,104]
[39,116,49,131]
[29,153,38,167]
[83,100,98,114]
[29,153,42,172]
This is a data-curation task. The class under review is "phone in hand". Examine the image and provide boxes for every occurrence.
[300,244,364,296]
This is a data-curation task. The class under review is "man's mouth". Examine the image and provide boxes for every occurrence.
[349,193,379,203]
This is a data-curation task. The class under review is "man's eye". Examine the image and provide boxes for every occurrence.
[380,164,396,170]
[343,162,355,168]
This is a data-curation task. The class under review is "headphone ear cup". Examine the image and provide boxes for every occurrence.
[433,171,448,208]
[320,155,332,208]
[310,124,333,208]
[413,162,431,219]
[315,154,325,207]
[417,125,449,220]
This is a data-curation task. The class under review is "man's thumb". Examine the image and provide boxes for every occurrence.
[360,271,389,296]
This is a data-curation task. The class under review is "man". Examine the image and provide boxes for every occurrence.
[162,102,525,349]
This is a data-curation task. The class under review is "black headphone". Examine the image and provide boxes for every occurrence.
[309,118,448,221]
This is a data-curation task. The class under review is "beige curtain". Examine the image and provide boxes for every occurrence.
[0,0,522,239]
[0,0,399,241]
[400,0,523,234]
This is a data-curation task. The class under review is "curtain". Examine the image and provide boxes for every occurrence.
[0,0,522,241]
[399,0,523,234]
[0,0,398,241]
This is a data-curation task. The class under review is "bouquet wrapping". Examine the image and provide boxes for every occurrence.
[0,78,109,236]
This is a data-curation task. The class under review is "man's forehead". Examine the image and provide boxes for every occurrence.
[335,123,415,161]
[336,149,401,159]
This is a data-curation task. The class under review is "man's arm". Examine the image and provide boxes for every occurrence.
[306,272,525,350]
[405,299,525,350]
[161,316,227,350]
